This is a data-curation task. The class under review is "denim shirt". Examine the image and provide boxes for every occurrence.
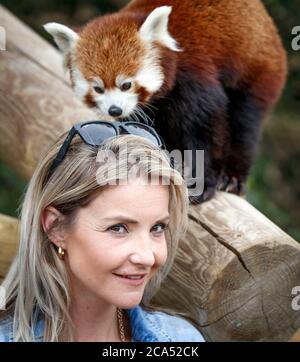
[0,305,205,342]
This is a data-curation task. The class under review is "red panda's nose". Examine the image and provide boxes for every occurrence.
[108,105,123,117]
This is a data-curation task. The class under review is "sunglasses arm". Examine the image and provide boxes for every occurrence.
[47,127,77,180]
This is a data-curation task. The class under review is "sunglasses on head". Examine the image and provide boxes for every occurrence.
[46,120,165,182]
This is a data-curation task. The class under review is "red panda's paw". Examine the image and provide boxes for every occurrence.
[188,185,217,205]
[218,176,247,198]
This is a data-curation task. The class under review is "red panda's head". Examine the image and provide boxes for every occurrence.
[43,6,181,121]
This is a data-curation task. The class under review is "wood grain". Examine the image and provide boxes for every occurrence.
[152,192,300,341]
[0,214,19,281]
[290,329,300,342]
[0,5,96,180]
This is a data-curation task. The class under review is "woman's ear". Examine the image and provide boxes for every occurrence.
[41,205,67,249]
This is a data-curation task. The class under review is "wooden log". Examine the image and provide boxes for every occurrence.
[0,5,96,180]
[1,5,300,341]
[0,214,19,281]
[152,192,300,341]
[290,329,300,342]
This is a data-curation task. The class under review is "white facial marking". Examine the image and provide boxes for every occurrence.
[72,65,89,100]
[116,75,133,89]
[135,6,183,94]
[91,77,105,90]
[135,42,164,94]
[84,75,137,118]
[70,67,138,119]
[101,88,138,118]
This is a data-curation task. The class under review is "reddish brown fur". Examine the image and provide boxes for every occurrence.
[135,85,151,103]
[76,15,146,89]
[122,0,287,105]
[75,0,286,107]
[77,0,286,110]
[84,92,97,108]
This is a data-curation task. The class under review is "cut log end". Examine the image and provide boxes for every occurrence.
[151,192,300,341]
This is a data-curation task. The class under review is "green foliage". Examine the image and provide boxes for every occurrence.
[0,162,26,218]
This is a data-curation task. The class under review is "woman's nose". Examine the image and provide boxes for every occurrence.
[129,235,156,266]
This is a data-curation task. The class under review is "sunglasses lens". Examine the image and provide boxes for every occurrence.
[125,124,161,147]
[80,123,117,145]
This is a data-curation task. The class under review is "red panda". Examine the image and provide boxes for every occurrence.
[43,0,287,204]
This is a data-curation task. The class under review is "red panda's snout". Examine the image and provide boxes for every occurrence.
[81,78,140,121]
[69,65,160,122]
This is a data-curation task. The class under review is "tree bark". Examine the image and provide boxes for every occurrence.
[0,5,300,341]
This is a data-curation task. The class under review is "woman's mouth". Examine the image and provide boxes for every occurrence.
[113,273,147,286]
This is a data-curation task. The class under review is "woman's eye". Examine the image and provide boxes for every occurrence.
[152,223,169,234]
[107,223,168,235]
[93,86,104,94]
[108,223,128,234]
[121,82,132,91]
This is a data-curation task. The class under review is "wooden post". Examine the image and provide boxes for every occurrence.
[0,5,300,341]
[0,5,96,180]
[0,214,19,279]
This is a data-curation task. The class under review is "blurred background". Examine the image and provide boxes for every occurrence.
[0,0,299,240]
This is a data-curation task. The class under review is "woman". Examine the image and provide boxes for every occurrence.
[0,120,205,342]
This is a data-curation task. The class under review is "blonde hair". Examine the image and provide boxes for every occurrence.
[0,132,189,341]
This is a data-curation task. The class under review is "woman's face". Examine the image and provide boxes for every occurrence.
[61,177,169,309]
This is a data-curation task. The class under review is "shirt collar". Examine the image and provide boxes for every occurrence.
[125,305,162,342]
[10,304,168,342]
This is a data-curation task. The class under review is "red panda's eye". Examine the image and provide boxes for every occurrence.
[121,82,132,91]
[93,86,104,94]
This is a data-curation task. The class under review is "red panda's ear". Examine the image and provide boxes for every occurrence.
[43,22,79,54]
[139,6,182,52]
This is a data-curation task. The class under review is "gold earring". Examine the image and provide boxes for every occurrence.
[58,246,65,260]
